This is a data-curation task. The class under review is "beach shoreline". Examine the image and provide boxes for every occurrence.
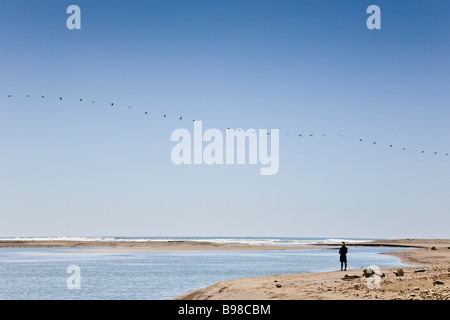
[173,239,450,300]
[0,237,432,250]
[0,239,329,252]
[1,237,449,300]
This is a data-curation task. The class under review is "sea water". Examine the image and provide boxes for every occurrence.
[0,237,413,300]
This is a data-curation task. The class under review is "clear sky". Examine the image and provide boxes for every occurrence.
[0,0,449,238]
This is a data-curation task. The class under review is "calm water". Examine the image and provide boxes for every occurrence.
[0,244,412,300]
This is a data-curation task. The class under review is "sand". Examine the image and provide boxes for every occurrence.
[1,238,449,300]
[0,239,320,252]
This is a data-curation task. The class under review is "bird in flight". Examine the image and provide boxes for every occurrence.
[179,116,182,120]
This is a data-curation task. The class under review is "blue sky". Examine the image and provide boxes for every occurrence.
[0,0,449,238]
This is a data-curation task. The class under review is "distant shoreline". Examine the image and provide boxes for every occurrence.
[0,238,428,252]
[0,238,333,252]
[0,238,440,251]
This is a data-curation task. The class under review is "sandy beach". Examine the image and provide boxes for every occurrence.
[1,238,449,300]
[174,239,450,300]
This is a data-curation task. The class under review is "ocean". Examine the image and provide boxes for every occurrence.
[0,237,413,300]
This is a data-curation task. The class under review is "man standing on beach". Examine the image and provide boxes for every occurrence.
[339,242,347,271]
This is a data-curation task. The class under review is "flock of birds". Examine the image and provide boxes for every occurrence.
[7,93,188,120]
[5,93,449,157]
